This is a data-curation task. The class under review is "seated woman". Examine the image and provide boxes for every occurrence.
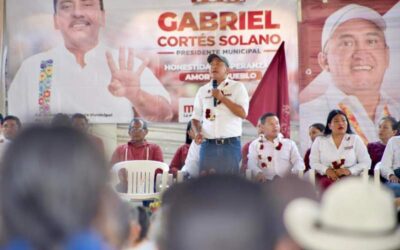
[304,123,325,172]
[367,116,398,175]
[380,135,400,197]
[310,109,371,190]
[169,121,194,176]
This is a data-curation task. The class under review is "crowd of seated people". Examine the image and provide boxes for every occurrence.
[1,109,400,250]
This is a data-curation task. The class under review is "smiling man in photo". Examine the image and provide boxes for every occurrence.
[299,4,400,152]
[7,0,173,123]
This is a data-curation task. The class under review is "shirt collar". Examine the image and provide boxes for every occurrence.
[128,140,149,147]
[57,43,105,66]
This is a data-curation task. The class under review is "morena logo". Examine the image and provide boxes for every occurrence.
[183,105,194,114]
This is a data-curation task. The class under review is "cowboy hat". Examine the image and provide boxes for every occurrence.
[284,178,400,250]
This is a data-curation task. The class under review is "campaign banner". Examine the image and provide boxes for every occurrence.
[298,0,400,153]
[4,0,298,123]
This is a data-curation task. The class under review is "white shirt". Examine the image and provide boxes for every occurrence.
[310,134,371,175]
[247,134,305,180]
[380,136,400,180]
[181,141,200,178]
[8,44,171,123]
[191,78,249,139]
[299,82,400,154]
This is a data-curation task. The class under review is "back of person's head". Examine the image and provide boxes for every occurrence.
[324,109,353,135]
[51,113,71,127]
[161,175,277,250]
[0,126,108,249]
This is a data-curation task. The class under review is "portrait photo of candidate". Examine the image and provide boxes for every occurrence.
[299,2,400,153]
[6,0,173,123]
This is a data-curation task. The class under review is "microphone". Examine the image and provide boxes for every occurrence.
[212,80,218,107]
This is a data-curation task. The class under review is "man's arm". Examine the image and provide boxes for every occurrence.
[191,119,203,144]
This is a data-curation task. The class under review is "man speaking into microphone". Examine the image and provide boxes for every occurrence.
[191,54,249,175]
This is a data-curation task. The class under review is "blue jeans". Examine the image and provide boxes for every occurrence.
[199,137,241,175]
[386,183,400,198]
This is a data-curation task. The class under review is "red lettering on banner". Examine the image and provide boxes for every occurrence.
[158,10,280,31]
[220,12,237,30]
[179,70,262,83]
[219,34,281,46]
[158,12,177,31]
[179,12,199,31]
[248,11,263,29]
[158,35,216,47]
[200,12,218,30]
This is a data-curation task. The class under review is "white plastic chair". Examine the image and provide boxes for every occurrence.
[373,163,382,188]
[111,160,169,201]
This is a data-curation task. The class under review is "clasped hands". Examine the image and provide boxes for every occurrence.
[325,167,351,181]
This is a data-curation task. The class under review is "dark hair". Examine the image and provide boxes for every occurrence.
[51,113,71,127]
[0,126,108,249]
[185,121,193,145]
[128,118,148,131]
[323,109,353,135]
[259,112,277,125]
[380,116,398,131]
[53,0,104,13]
[71,113,88,123]
[162,175,277,250]
[0,113,3,125]
[3,115,21,128]
[309,123,325,133]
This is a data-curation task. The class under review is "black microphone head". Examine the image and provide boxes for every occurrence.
[212,80,218,88]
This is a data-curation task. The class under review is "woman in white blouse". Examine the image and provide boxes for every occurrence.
[310,109,371,190]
